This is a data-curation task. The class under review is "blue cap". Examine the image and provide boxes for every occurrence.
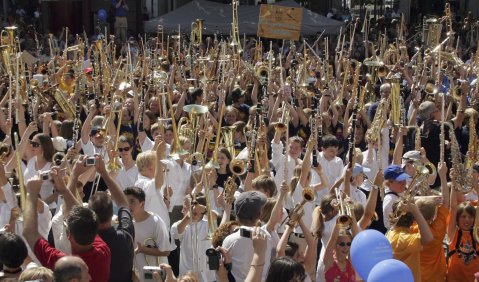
[352,164,371,177]
[384,165,409,181]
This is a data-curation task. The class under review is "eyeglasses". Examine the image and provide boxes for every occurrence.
[118,147,130,152]
[337,242,351,247]
[30,140,40,148]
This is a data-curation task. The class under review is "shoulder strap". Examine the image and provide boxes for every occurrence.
[385,191,399,197]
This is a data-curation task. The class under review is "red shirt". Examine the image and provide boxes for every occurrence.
[34,235,111,282]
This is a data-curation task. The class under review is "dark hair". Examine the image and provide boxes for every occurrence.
[0,232,28,268]
[66,206,98,245]
[35,133,55,161]
[119,135,134,148]
[265,256,306,282]
[321,134,339,149]
[124,186,146,203]
[59,120,74,140]
[88,192,113,224]
[456,201,476,227]
[285,241,299,258]
[53,263,82,282]
[252,175,276,197]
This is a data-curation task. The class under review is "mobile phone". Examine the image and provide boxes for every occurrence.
[205,248,221,270]
[85,157,96,166]
[143,266,166,282]
[239,228,252,238]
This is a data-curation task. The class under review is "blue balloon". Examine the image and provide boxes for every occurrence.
[368,259,414,282]
[350,229,393,281]
[98,9,107,22]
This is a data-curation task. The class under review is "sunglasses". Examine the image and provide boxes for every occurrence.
[30,140,40,148]
[337,242,351,247]
[118,147,130,152]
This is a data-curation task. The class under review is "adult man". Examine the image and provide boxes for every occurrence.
[88,155,135,282]
[222,191,271,282]
[112,0,129,43]
[22,170,111,282]
[53,256,91,282]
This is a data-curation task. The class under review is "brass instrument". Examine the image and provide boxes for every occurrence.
[256,65,268,85]
[230,0,242,52]
[183,104,209,155]
[281,187,315,227]
[143,237,161,266]
[390,78,401,126]
[274,101,290,131]
[221,125,237,158]
[13,133,26,210]
[204,176,217,240]
[332,188,353,229]
[191,19,204,47]
[461,116,477,194]
[223,176,238,204]
[53,89,75,119]
[365,99,386,144]
[390,165,431,223]
[230,159,247,176]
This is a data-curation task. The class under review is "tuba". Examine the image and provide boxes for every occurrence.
[190,19,203,46]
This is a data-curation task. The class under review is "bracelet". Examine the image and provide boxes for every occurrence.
[250,263,265,267]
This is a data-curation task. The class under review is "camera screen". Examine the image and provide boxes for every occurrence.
[144,272,153,279]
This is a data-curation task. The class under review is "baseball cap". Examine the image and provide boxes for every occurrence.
[234,191,267,219]
[384,165,409,181]
[402,150,421,163]
[90,125,102,137]
[231,87,245,102]
[352,164,371,178]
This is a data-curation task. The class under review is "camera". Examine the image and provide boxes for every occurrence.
[40,171,51,181]
[206,248,221,270]
[143,266,166,282]
[85,157,96,166]
[240,228,252,238]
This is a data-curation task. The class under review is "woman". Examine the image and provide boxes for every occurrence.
[323,223,355,282]
[446,188,479,282]
[24,133,57,210]
[216,147,239,189]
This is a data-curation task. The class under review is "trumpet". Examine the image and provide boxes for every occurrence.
[106,97,125,173]
[282,187,315,227]
[230,159,247,176]
[332,188,353,230]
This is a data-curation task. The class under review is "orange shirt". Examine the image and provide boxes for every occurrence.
[386,226,422,282]
[446,228,479,282]
[411,205,448,282]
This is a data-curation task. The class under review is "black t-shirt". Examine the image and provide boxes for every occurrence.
[98,207,135,282]
[216,171,240,188]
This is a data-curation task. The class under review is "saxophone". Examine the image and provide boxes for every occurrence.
[449,125,468,192]
[365,99,386,144]
[462,117,477,194]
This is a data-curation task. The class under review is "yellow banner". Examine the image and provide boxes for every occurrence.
[257,4,303,41]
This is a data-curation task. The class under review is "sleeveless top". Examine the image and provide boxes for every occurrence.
[446,229,479,282]
[324,259,355,282]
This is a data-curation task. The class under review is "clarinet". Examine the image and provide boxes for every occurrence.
[348,63,361,168]
[138,87,145,132]
[71,75,81,144]
[248,106,259,173]
[25,70,35,123]
[312,94,320,167]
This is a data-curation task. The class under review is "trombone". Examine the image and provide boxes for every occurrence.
[281,187,315,227]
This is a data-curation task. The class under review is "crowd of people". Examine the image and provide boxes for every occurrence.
[0,2,479,282]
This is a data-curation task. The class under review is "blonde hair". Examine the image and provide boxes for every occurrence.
[136,150,157,173]
[19,267,53,282]
[415,198,437,222]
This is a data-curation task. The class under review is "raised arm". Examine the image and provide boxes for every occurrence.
[22,178,42,249]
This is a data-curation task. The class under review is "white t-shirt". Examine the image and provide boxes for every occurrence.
[134,212,173,278]
[0,183,15,228]
[161,159,192,207]
[222,225,272,282]
[24,157,56,209]
[361,128,390,191]
[382,188,400,230]
[170,219,215,282]
[271,141,300,194]
[115,163,139,190]
[81,140,109,163]
[316,152,343,189]
[141,137,171,156]
[135,175,170,228]
[292,182,314,234]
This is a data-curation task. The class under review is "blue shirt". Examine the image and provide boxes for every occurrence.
[112,0,128,17]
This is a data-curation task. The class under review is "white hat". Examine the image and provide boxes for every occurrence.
[52,137,67,152]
